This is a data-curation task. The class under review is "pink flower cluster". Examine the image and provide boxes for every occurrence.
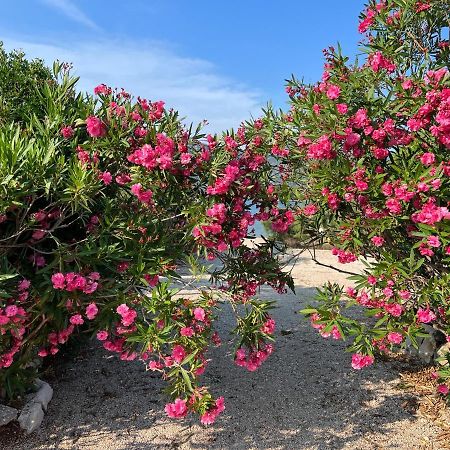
[51,271,99,294]
[0,280,31,368]
[260,318,275,335]
[200,397,225,425]
[271,210,295,233]
[331,248,358,264]
[307,135,336,160]
[368,51,396,73]
[127,134,175,171]
[130,183,153,204]
[411,199,449,225]
[417,307,436,323]
[165,398,188,419]
[234,344,273,371]
[116,304,137,326]
[86,116,107,138]
[206,161,241,195]
[351,353,375,370]
[310,314,342,339]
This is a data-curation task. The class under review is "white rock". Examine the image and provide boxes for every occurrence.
[18,402,44,434]
[418,337,436,364]
[437,342,450,366]
[33,379,53,411]
[0,404,18,426]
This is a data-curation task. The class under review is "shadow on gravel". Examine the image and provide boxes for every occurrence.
[1,286,426,450]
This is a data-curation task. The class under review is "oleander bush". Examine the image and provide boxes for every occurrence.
[0,61,293,422]
[254,0,450,399]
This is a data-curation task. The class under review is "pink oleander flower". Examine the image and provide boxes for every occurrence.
[144,274,159,286]
[180,327,194,337]
[193,307,206,321]
[320,325,342,340]
[371,236,385,247]
[51,273,66,290]
[18,279,31,291]
[427,235,441,248]
[386,198,402,215]
[5,305,18,317]
[69,314,84,326]
[437,384,449,395]
[116,303,137,326]
[172,345,186,364]
[180,153,192,165]
[417,307,436,323]
[32,229,46,240]
[368,51,396,72]
[261,318,276,335]
[0,316,10,325]
[331,248,357,264]
[302,204,319,216]
[420,245,434,257]
[148,360,164,371]
[387,332,403,344]
[99,171,112,185]
[399,290,411,300]
[37,349,48,357]
[326,85,341,100]
[412,200,449,225]
[115,173,131,185]
[351,353,374,370]
[85,303,98,320]
[420,152,436,166]
[200,397,225,425]
[336,103,348,114]
[117,304,129,316]
[117,262,129,273]
[331,326,342,340]
[94,84,112,95]
[60,126,74,139]
[373,147,389,159]
[86,116,107,138]
[165,398,188,419]
[131,183,153,204]
[385,303,404,317]
[96,330,108,341]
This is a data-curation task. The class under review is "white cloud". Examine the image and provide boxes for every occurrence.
[40,0,100,31]
[2,37,264,132]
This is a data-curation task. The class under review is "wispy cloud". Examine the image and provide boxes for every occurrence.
[40,0,100,31]
[2,37,264,132]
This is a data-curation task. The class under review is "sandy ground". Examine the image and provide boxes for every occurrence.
[1,250,447,450]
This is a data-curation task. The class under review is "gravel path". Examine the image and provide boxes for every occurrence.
[2,250,445,449]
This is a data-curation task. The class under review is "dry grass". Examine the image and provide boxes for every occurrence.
[398,366,450,448]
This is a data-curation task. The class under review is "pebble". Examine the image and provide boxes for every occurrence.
[0,404,18,426]
[18,402,44,434]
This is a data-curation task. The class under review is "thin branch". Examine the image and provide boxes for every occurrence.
[310,256,359,277]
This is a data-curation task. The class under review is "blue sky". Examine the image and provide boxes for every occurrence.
[1,0,366,131]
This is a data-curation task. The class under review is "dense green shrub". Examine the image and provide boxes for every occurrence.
[0,42,54,125]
